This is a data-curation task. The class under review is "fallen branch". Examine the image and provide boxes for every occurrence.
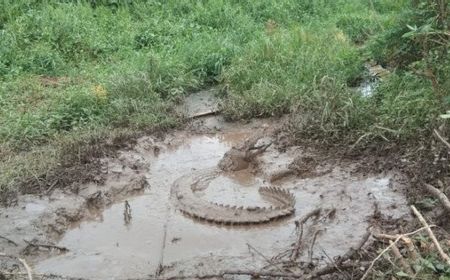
[411,205,450,265]
[0,235,18,246]
[423,183,450,213]
[361,225,432,280]
[24,240,69,252]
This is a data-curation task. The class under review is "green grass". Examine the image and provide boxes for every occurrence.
[0,0,448,194]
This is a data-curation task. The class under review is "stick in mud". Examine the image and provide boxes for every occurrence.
[156,194,173,276]
[290,208,322,260]
[123,200,132,225]
[308,229,323,264]
[23,240,69,252]
[0,235,18,246]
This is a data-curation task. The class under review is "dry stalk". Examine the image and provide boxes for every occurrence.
[290,208,322,260]
[373,233,420,261]
[18,257,33,280]
[411,205,450,265]
[308,229,323,264]
[434,129,450,150]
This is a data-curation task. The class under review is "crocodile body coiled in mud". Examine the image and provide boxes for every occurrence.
[171,168,296,225]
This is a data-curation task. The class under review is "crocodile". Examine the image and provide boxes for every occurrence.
[171,168,295,225]
[218,132,272,172]
[171,133,296,225]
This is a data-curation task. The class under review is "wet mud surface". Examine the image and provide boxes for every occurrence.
[0,93,411,280]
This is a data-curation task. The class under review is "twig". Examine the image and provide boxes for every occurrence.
[157,192,173,276]
[305,231,371,279]
[191,110,220,119]
[411,205,450,265]
[361,225,432,280]
[434,129,450,150]
[45,179,58,195]
[320,247,351,279]
[18,257,33,280]
[291,208,322,260]
[0,235,18,246]
[374,125,398,134]
[389,240,414,276]
[351,132,373,149]
[423,183,450,213]
[24,240,69,252]
[246,243,284,273]
[374,233,419,261]
[308,230,323,264]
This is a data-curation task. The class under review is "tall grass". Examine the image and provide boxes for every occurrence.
[0,0,447,194]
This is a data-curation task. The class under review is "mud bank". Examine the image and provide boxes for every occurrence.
[1,110,410,279]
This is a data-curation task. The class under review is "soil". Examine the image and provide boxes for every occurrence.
[0,90,445,280]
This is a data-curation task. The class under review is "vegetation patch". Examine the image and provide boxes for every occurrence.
[0,1,449,277]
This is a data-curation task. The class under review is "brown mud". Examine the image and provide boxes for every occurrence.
[0,91,415,279]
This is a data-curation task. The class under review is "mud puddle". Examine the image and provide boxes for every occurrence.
[1,116,410,279]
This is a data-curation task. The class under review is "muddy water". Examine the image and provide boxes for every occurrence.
[34,132,277,279]
[28,124,409,279]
